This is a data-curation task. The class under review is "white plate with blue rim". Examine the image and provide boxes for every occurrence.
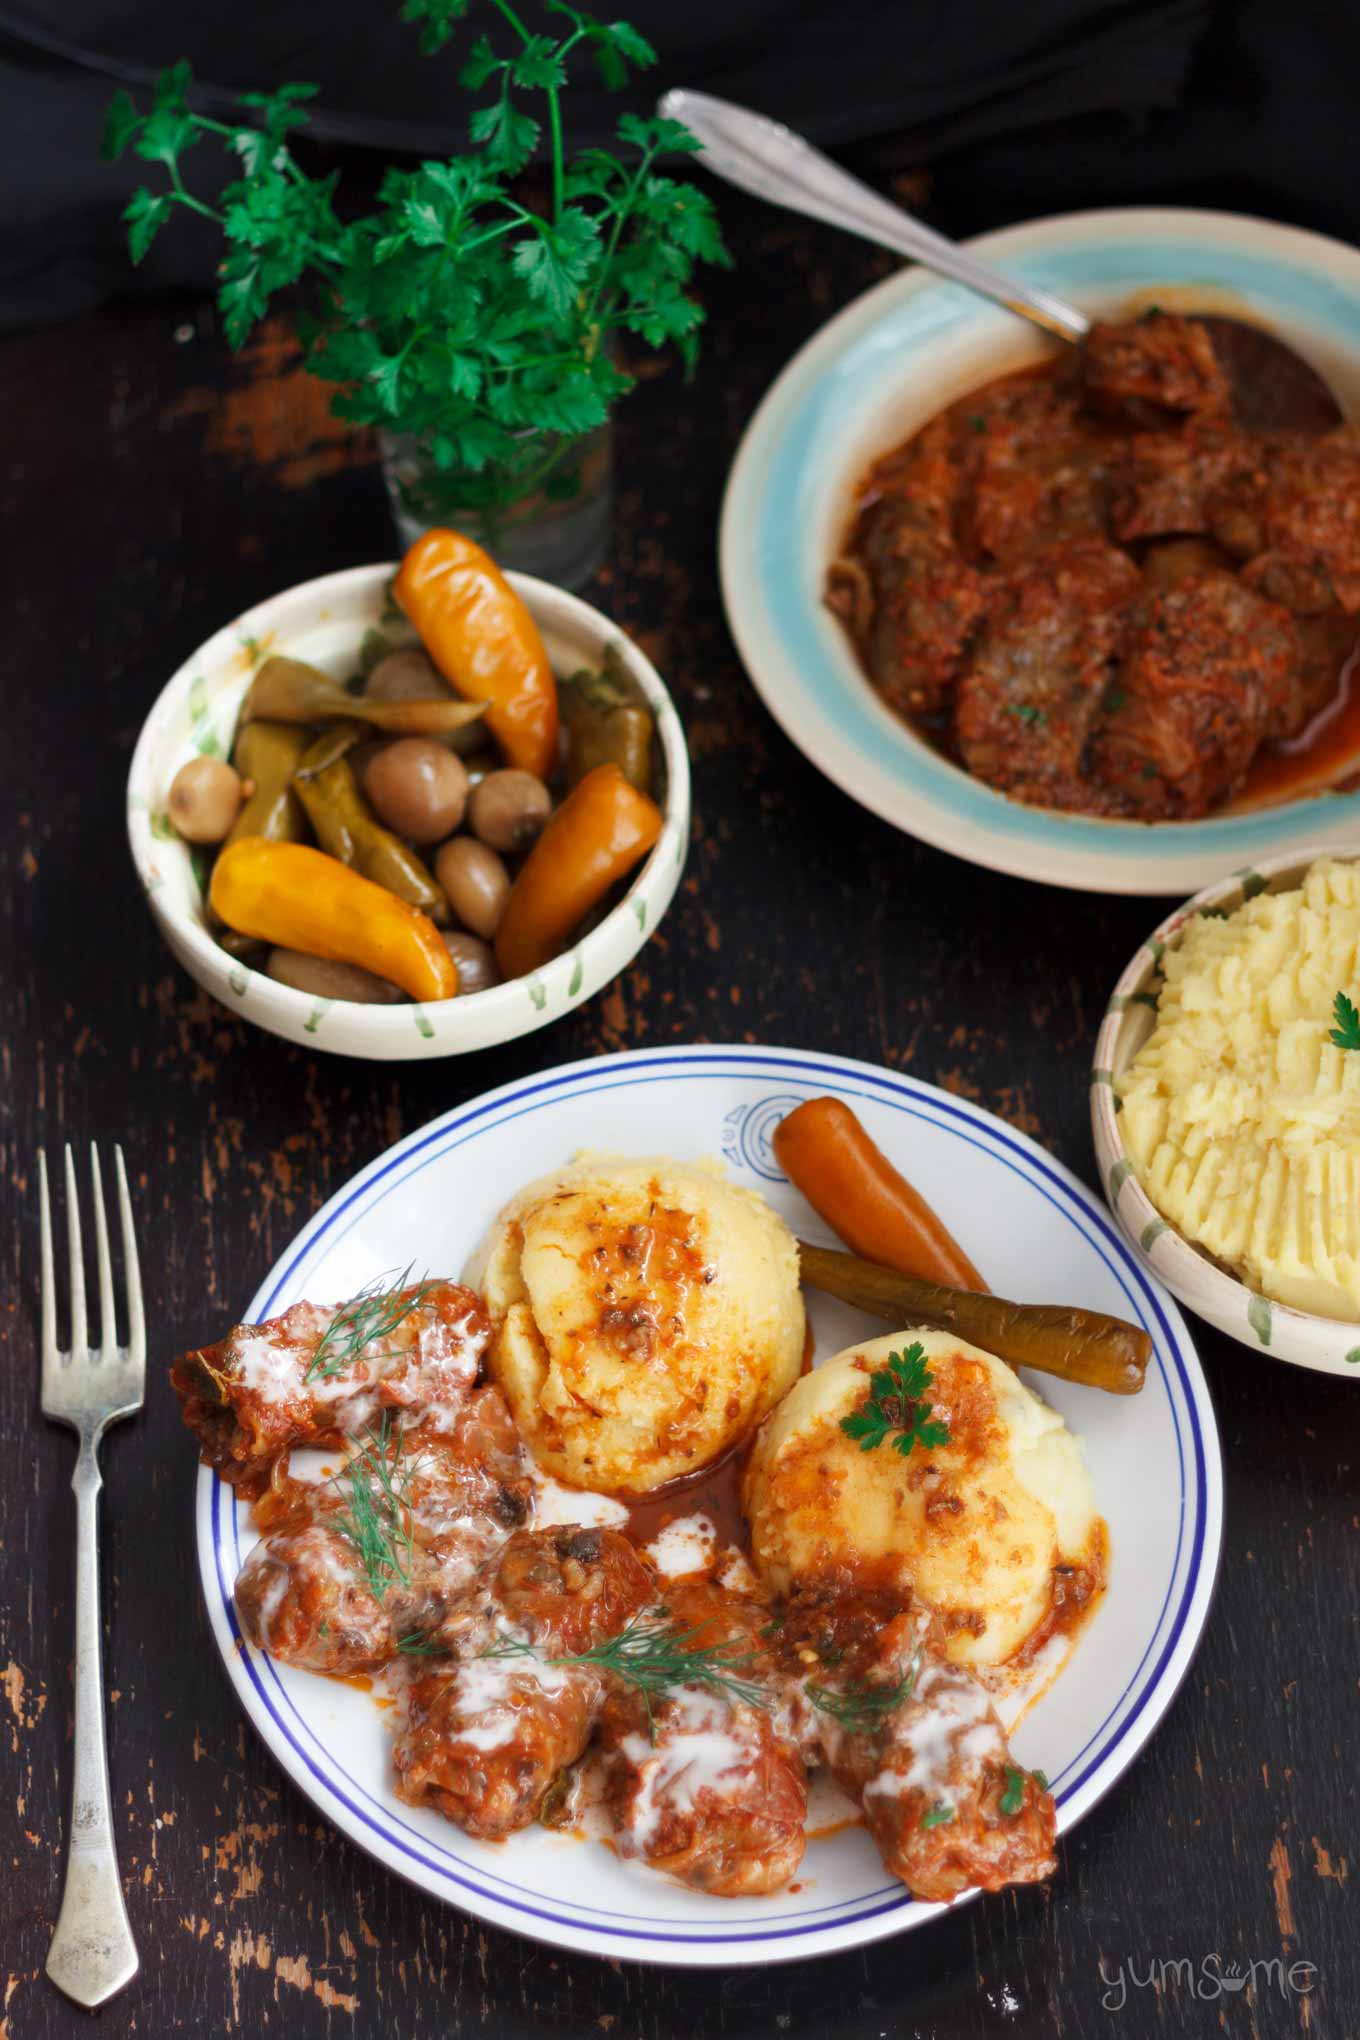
[720,206,1360,895]
[196,1043,1222,1965]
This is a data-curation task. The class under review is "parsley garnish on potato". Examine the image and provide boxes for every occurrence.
[839,1343,951,1458]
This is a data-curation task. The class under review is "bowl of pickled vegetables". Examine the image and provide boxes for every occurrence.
[126,535,689,1058]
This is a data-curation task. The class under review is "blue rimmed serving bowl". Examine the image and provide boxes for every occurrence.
[721,206,1360,894]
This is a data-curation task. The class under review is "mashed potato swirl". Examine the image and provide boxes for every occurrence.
[743,1330,1101,1668]
[1117,857,1360,1319]
[473,1155,805,1493]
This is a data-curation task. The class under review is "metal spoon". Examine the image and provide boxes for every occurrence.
[660,88,1343,431]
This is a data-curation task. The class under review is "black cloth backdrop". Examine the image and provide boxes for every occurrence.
[0,1,1353,329]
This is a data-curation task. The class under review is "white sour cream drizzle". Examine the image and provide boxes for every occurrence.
[445,1629,572,1752]
[251,1559,293,1640]
[528,1472,629,1529]
[616,1686,754,1851]
[864,1663,1004,1803]
[643,1513,718,1579]
[226,1290,485,1435]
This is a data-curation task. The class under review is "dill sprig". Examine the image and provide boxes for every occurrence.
[807,1651,922,1734]
[333,1416,421,1604]
[306,1267,437,1382]
[481,1611,772,1732]
[396,1631,447,1657]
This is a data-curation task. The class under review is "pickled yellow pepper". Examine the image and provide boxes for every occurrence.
[210,839,457,1002]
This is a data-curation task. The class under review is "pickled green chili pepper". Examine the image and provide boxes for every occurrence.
[559,652,656,795]
[296,720,366,773]
[225,721,310,849]
[245,654,487,737]
[796,1243,1150,1395]
[292,736,449,924]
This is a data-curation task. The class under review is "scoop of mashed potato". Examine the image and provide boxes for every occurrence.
[472,1154,804,1493]
[743,1329,1101,1668]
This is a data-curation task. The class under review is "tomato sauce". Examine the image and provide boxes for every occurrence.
[1230,641,1360,809]
[620,1439,752,1559]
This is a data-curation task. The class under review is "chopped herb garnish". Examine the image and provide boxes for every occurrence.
[306,1266,437,1381]
[1032,1768,1050,1793]
[968,413,988,433]
[1104,687,1127,714]
[839,1344,951,1459]
[396,1631,448,1657]
[480,1612,770,1735]
[333,1415,421,1605]
[1004,703,1045,727]
[1329,991,1360,1052]
[920,1803,956,1829]
[999,1764,1026,1817]
[807,1651,921,1734]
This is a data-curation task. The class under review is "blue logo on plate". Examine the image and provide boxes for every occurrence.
[721,1094,804,1181]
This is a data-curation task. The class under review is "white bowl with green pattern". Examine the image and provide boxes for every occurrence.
[126,564,689,1060]
[1091,847,1360,1378]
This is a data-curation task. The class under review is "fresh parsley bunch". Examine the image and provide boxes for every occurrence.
[102,0,728,517]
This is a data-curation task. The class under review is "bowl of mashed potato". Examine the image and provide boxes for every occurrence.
[1093,849,1360,1377]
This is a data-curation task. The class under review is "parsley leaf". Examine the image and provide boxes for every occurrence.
[469,89,540,177]
[101,89,141,162]
[123,189,174,264]
[511,208,600,317]
[1329,991,1360,1053]
[401,0,473,55]
[839,1343,952,1459]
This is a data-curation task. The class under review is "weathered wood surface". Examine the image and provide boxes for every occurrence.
[1,186,1356,2040]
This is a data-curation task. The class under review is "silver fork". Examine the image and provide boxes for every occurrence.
[39,1145,144,2008]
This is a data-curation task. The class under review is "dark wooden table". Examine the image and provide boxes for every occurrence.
[3,183,1356,2040]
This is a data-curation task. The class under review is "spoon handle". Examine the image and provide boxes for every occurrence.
[659,88,1090,347]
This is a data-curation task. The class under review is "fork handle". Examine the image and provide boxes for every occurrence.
[46,1445,139,2008]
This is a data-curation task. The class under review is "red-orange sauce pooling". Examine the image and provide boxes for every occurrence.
[620,1438,753,1560]
[1009,1518,1109,1676]
[1231,640,1360,807]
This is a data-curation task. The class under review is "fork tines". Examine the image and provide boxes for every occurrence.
[39,1145,145,1413]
